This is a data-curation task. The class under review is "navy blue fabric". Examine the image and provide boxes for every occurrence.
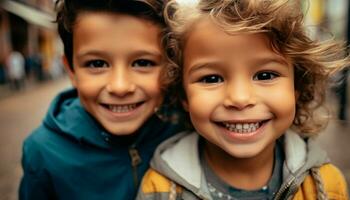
[19,88,183,200]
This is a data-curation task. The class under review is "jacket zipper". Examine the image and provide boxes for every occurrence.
[274,176,297,200]
[128,147,142,187]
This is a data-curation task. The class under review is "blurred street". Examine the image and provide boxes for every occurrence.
[0,0,349,200]
[0,76,71,200]
[0,76,348,200]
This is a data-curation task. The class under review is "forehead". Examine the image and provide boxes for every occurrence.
[184,18,270,55]
[183,18,290,68]
[74,11,161,32]
[72,12,163,55]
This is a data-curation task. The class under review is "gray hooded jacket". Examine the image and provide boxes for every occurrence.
[137,130,333,200]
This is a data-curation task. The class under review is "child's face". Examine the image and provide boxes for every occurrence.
[182,19,296,159]
[66,12,164,135]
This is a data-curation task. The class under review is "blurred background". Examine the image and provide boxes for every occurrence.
[0,0,349,199]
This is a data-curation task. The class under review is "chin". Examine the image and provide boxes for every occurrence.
[224,146,266,159]
[105,125,139,136]
[230,151,260,158]
[109,129,138,136]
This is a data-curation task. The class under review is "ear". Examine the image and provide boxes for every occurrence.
[294,90,300,102]
[181,99,189,112]
[62,55,77,87]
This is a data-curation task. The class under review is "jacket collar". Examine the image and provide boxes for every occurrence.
[283,130,329,179]
[152,130,329,195]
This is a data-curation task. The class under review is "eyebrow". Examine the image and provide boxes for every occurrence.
[76,50,106,59]
[187,61,222,74]
[76,49,163,60]
[187,56,289,74]
[251,57,291,71]
[130,50,163,59]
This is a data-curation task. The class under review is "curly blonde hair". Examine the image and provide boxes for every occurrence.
[164,0,349,135]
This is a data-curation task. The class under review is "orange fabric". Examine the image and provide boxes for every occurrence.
[141,164,348,199]
[141,169,182,194]
[293,164,349,200]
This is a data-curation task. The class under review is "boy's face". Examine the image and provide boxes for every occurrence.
[182,19,296,159]
[65,12,164,135]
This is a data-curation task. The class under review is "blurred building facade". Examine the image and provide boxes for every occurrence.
[0,0,62,85]
[303,0,348,39]
[303,0,349,121]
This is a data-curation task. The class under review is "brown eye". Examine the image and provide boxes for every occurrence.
[132,59,156,67]
[85,60,108,68]
[199,75,223,83]
[253,71,279,81]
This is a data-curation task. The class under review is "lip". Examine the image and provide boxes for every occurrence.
[216,119,270,142]
[218,118,270,124]
[99,101,145,120]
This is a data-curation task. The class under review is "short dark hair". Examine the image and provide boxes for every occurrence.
[55,0,165,69]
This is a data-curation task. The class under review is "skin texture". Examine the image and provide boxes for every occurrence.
[65,12,164,136]
[182,19,296,189]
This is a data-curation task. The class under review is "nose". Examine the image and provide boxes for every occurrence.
[106,66,136,97]
[223,78,256,110]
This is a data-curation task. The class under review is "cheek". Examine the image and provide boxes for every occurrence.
[141,75,163,102]
[75,78,102,98]
[186,87,218,123]
[266,84,296,123]
[276,94,295,121]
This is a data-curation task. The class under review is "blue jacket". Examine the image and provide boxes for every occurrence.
[19,88,183,200]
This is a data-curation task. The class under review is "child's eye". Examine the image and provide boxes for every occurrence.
[132,59,156,67]
[253,71,279,81]
[199,75,224,83]
[85,60,108,68]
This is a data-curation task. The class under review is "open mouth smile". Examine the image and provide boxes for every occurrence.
[218,120,270,133]
[100,102,144,113]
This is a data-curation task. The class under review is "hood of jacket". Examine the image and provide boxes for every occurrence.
[42,88,173,150]
[21,88,184,200]
[150,130,330,199]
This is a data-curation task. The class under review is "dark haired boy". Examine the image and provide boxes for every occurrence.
[19,0,183,199]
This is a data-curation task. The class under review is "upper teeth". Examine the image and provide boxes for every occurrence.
[108,104,136,113]
[223,122,260,133]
